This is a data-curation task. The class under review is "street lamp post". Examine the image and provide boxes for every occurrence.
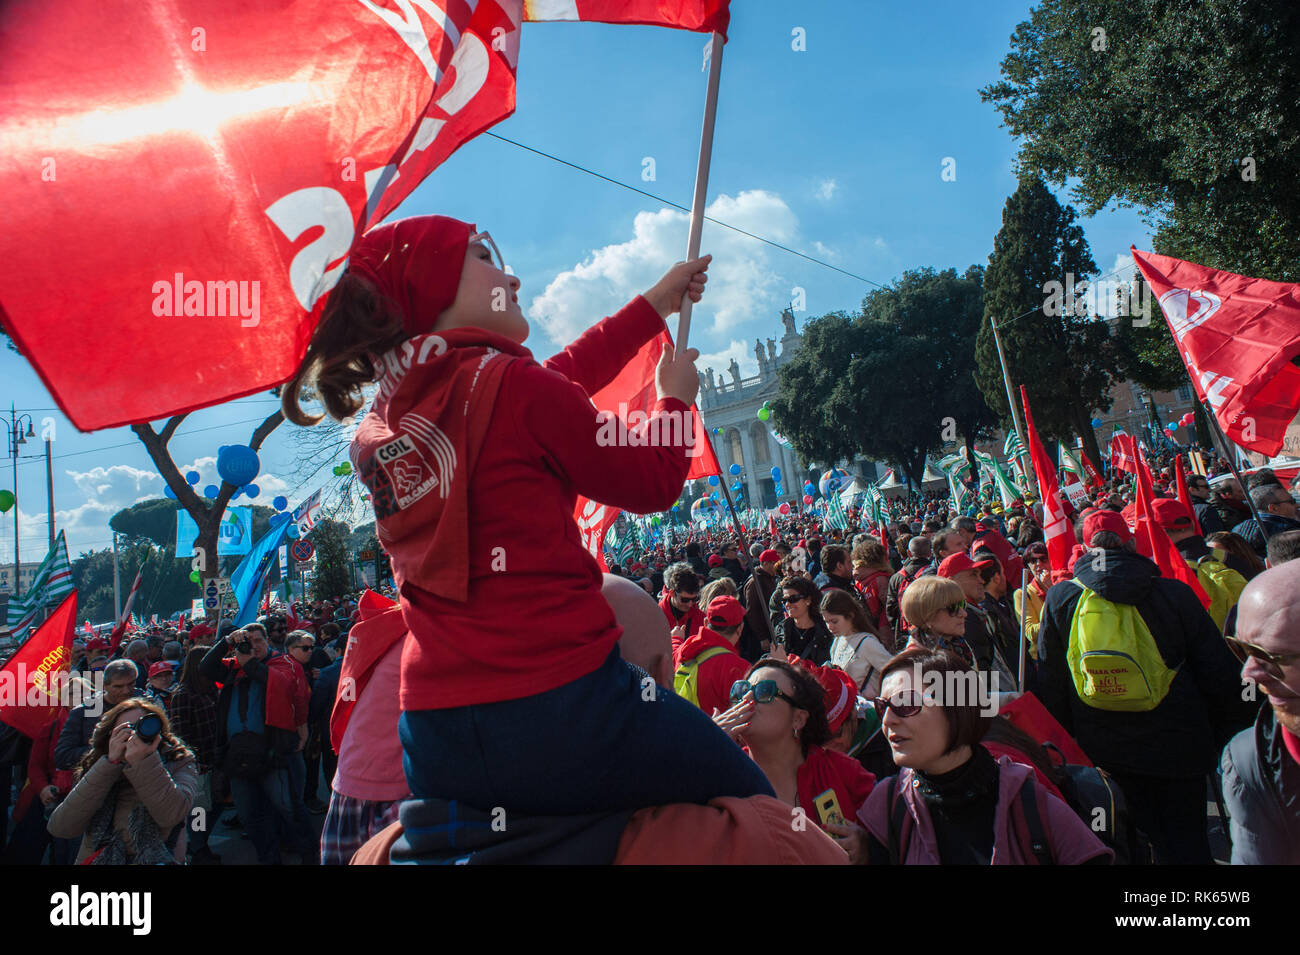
[4,405,35,600]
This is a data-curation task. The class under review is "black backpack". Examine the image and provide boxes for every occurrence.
[1041,743,1155,865]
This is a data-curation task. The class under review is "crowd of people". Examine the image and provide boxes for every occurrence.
[3,214,1297,867]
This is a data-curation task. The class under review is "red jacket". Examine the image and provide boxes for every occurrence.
[673,628,749,716]
[15,710,74,821]
[660,592,706,659]
[352,297,690,709]
[796,745,876,832]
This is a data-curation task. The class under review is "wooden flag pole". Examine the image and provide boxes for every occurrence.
[675,32,725,353]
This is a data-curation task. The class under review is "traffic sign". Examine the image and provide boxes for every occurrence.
[202,576,229,610]
[291,539,315,562]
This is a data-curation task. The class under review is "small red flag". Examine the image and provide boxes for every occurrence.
[1175,455,1203,536]
[1021,387,1073,583]
[0,592,78,738]
[1132,248,1300,456]
[1080,450,1105,490]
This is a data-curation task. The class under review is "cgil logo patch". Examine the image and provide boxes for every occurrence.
[375,434,440,510]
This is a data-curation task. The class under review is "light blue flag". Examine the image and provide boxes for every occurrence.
[229,520,293,627]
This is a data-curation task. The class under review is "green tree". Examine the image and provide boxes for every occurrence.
[975,176,1115,466]
[982,0,1300,281]
[773,268,996,488]
[309,519,353,602]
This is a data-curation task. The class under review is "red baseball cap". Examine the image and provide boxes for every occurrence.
[1081,509,1132,546]
[147,661,175,678]
[759,549,780,564]
[84,638,110,654]
[938,553,991,578]
[1151,498,1194,529]
[708,555,724,568]
[706,595,745,629]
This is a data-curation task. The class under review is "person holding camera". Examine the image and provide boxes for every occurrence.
[200,621,314,865]
[46,698,197,864]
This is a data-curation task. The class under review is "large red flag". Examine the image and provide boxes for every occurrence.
[573,329,721,569]
[1119,436,1212,610]
[0,1,729,431]
[1131,248,1300,456]
[1174,455,1202,536]
[0,592,78,738]
[1021,387,1073,583]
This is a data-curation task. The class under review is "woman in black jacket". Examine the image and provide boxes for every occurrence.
[776,576,834,665]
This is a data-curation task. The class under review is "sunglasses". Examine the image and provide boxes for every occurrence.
[938,601,967,616]
[729,679,800,707]
[469,231,507,273]
[781,594,806,604]
[871,691,925,719]
[1223,636,1300,677]
[676,592,700,604]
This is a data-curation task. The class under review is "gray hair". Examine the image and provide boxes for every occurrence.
[908,536,932,559]
[1251,484,1290,510]
[162,641,183,661]
[103,659,138,683]
[663,562,699,594]
[125,639,149,658]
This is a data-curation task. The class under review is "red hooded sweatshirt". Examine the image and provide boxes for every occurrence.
[659,592,705,658]
[351,297,690,709]
[796,745,876,831]
[673,627,749,716]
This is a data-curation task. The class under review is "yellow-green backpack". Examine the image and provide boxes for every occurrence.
[673,646,731,708]
[1190,549,1247,631]
[1066,580,1179,712]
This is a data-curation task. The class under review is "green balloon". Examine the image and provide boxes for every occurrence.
[0,489,13,513]
[189,570,201,583]
[757,408,770,421]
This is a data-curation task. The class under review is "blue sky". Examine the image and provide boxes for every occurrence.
[0,0,1152,566]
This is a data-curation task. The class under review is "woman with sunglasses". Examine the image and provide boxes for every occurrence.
[283,216,773,820]
[899,576,977,670]
[1013,541,1051,660]
[777,577,834,665]
[849,648,1111,865]
[722,659,874,839]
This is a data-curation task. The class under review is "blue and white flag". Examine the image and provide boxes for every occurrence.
[229,521,293,627]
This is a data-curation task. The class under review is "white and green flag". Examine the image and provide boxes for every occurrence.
[5,530,75,642]
[971,449,1021,509]
[936,452,972,511]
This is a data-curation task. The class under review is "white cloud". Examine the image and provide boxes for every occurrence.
[873,237,888,251]
[812,240,838,262]
[528,190,799,346]
[815,179,838,201]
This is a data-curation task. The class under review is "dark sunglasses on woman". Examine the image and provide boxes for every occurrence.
[871,691,925,719]
[730,679,800,707]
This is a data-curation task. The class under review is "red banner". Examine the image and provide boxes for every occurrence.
[0,1,728,431]
[0,592,78,738]
[1021,387,1072,583]
[1131,248,1300,456]
[573,329,720,569]
[1175,454,1202,536]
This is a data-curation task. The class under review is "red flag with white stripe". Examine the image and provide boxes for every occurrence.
[1131,248,1300,456]
[0,1,729,431]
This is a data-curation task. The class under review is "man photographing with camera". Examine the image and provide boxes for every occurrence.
[200,622,313,865]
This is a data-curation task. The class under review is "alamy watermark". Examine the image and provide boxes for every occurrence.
[1043,273,1152,325]
[595,404,702,458]
[151,273,261,327]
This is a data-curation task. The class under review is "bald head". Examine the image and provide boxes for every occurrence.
[1236,560,1300,733]
[602,573,673,689]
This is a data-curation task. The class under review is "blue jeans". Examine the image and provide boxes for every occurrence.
[401,647,773,815]
[229,759,313,864]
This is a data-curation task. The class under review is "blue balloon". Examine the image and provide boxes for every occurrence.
[272,495,288,512]
[672,505,680,511]
[729,464,741,475]
[770,467,782,481]
[804,483,816,495]
[286,523,300,539]
[163,484,177,499]
[708,475,720,486]
[216,444,260,488]
[203,484,219,499]
[1090,417,1103,428]
[244,483,260,499]
[731,482,742,491]
[185,470,201,485]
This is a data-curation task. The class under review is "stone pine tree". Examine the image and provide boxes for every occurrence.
[974,175,1115,466]
[773,267,996,489]
[981,0,1300,282]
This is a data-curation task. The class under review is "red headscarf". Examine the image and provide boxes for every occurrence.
[347,215,475,335]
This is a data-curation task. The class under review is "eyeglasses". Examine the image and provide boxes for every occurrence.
[469,231,507,273]
[729,679,800,707]
[871,692,925,719]
[938,601,967,616]
[290,643,314,652]
[1223,636,1300,678]
[676,592,699,604]
[781,594,806,604]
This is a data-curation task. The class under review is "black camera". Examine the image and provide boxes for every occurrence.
[234,639,253,654]
[133,713,163,745]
